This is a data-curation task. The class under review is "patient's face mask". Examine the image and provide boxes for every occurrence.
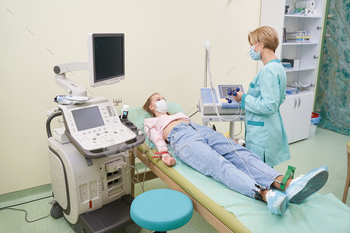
[249,43,263,61]
[155,99,168,113]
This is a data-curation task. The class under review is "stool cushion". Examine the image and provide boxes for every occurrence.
[130,189,193,231]
[347,141,350,150]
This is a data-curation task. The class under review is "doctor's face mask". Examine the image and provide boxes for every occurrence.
[249,43,263,61]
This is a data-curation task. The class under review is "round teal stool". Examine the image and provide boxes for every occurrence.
[130,189,193,232]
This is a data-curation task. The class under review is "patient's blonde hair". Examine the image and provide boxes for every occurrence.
[143,93,158,117]
[143,93,170,117]
[248,26,279,52]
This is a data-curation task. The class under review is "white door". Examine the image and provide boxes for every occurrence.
[280,95,296,143]
[292,92,314,142]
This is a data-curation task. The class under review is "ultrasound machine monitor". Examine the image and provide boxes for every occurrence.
[88,33,125,87]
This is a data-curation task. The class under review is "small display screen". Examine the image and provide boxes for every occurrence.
[219,85,241,98]
[72,106,104,131]
[219,86,231,98]
[93,34,124,82]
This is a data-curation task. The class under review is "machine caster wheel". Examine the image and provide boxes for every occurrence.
[124,223,141,233]
[50,201,63,219]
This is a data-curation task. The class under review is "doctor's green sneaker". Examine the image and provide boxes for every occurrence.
[285,165,329,204]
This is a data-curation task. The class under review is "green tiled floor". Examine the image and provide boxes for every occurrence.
[1,128,349,233]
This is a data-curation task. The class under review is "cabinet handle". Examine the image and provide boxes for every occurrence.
[317,26,323,30]
[314,55,319,59]
[294,98,297,109]
[298,97,301,108]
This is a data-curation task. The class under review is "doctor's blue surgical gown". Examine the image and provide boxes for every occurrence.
[241,59,290,167]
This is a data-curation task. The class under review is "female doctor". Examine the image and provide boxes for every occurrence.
[233,26,290,167]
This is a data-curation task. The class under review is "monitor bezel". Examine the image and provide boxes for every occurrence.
[88,33,125,87]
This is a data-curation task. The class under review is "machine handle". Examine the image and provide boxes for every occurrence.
[65,119,145,159]
[294,98,297,109]
[46,111,62,138]
[298,97,301,108]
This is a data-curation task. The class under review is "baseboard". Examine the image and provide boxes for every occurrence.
[0,184,53,209]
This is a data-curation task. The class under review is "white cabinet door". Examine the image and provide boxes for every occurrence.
[280,95,296,143]
[292,92,314,142]
[280,92,314,143]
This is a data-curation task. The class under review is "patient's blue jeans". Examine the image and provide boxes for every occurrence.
[167,122,281,198]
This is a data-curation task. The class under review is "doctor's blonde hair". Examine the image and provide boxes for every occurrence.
[248,26,279,52]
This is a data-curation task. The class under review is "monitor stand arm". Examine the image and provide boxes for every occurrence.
[54,62,88,97]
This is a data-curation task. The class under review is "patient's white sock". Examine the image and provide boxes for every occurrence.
[265,190,275,203]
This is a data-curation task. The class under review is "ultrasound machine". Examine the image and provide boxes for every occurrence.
[46,33,144,233]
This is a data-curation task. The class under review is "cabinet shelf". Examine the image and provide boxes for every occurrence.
[285,14,322,19]
[285,67,315,73]
[282,41,319,45]
[286,90,314,95]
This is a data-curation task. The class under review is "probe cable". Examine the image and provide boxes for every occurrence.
[0,194,53,223]
[128,124,153,194]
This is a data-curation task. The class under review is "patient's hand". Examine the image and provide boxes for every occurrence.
[162,155,176,166]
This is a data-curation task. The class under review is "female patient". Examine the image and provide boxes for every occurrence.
[143,93,329,215]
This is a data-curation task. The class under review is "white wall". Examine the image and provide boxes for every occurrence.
[0,0,261,195]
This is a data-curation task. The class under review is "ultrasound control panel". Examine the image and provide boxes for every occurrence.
[59,97,136,151]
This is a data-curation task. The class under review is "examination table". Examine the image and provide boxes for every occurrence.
[128,103,350,233]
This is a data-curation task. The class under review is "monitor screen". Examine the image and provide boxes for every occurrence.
[218,85,243,98]
[72,106,104,131]
[89,33,125,86]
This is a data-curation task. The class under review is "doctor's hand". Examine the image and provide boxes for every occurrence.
[233,91,244,102]
[162,154,176,166]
